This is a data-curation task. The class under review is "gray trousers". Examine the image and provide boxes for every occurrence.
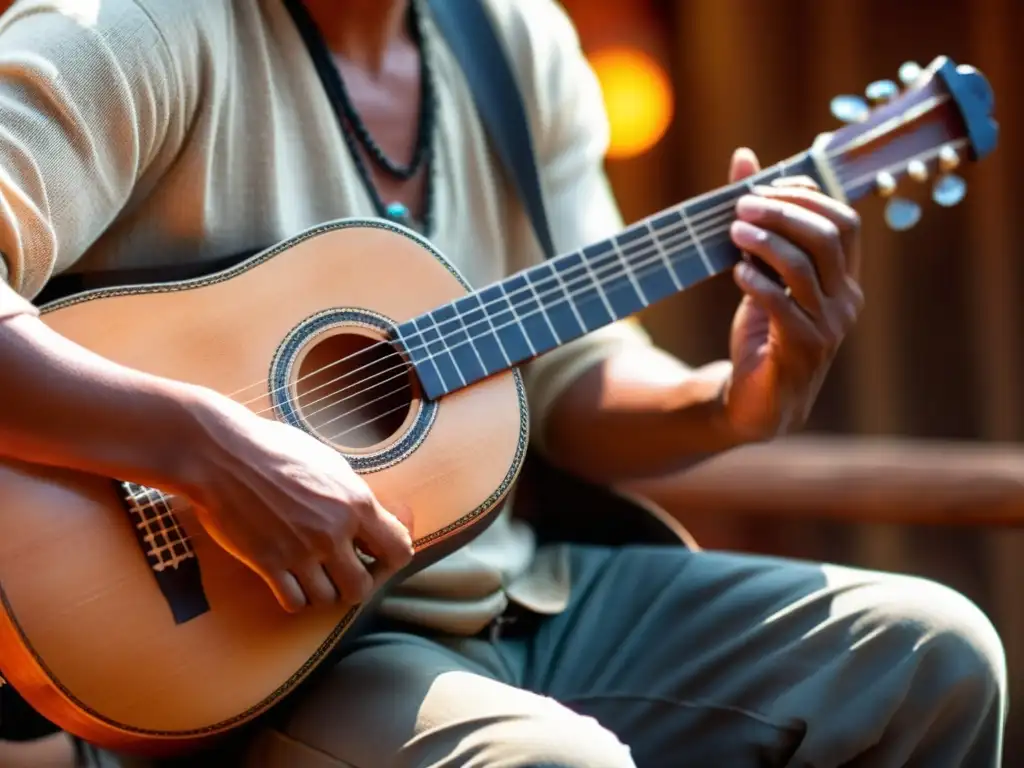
[235,545,1006,767]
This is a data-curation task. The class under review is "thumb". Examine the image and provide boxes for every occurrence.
[384,499,414,536]
[728,147,761,183]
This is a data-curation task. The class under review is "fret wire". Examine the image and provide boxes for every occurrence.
[499,281,536,356]
[409,223,733,395]
[413,315,452,391]
[408,225,718,376]
[523,267,563,345]
[559,253,607,331]
[454,221,729,368]
[411,215,714,360]
[431,311,468,387]
[677,208,714,274]
[659,226,701,255]
[610,235,650,305]
[450,304,488,374]
[357,219,740,408]
[534,261,584,330]
[230,151,858,413]
[645,220,682,290]
[397,154,816,388]
[214,151,815,415]
[527,261,586,343]
[577,246,618,321]
[469,293,512,367]
[468,230,714,373]
[548,260,591,333]
[410,158,794,344]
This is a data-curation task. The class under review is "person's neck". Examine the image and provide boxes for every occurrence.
[300,0,412,72]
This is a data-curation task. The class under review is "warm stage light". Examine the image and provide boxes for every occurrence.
[588,47,674,160]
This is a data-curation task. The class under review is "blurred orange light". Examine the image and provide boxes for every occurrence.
[588,47,674,160]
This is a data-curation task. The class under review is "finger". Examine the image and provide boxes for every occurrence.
[733,262,822,348]
[771,175,819,191]
[730,220,826,317]
[735,193,846,297]
[265,569,307,614]
[323,545,374,605]
[728,147,760,183]
[292,563,341,608]
[358,499,415,572]
[383,499,415,535]
[752,184,862,280]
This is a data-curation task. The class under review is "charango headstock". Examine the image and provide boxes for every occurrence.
[810,56,997,231]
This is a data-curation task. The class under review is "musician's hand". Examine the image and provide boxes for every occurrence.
[175,393,414,613]
[724,147,864,441]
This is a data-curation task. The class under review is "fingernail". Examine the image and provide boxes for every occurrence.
[732,147,757,166]
[752,184,776,195]
[736,195,770,220]
[731,219,767,246]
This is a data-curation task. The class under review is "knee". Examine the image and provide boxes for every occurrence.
[497,710,636,768]
[867,575,1006,717]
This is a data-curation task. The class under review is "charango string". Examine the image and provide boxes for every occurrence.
[222,98,953,418]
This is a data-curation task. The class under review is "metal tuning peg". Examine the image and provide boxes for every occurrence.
[937,145,961,172]
[875,171,898,198]
[906,159,929,183]
[931,145,966,207]
[830,94,870,124]
[885,197,922,231]
[932,174,967,207]
[898,61,922,86]
[865,79,899,104]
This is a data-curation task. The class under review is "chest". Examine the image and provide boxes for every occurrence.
[92,4,521,292]
[332,51,426,217]
[234,20,516,285]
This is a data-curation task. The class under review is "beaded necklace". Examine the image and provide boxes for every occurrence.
[283,0,437,235]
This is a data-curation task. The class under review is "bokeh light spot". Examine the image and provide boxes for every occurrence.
[589,47,674,160]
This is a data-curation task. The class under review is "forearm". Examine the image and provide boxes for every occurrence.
[541,345,745,484]
[0,292,209,491]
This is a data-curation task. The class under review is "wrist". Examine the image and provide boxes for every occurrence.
[151,382,238,501]
[702,361,749,450]
[715,365,791,446]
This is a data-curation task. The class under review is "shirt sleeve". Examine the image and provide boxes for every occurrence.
[490,0,653,450]
[0,0,196,299]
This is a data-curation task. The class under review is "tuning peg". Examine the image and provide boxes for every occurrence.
[906,159,929,182]
[932,174,967,207]
[865,79,899,103]
[898,61,922,86]
[830,94,870,123]
[875,171,898,197]
[937,145,961,172]
[885,197,922,231]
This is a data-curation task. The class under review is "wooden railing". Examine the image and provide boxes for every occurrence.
[624,435,1024,529]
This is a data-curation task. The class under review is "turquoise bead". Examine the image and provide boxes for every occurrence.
[385,202,408,220]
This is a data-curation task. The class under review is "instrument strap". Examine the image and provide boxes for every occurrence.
[424,0,558,261]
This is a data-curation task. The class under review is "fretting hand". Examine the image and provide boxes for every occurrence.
[723,147,865,441]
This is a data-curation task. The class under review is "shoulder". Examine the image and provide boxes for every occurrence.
[0,0,253,125]
[479,0,589,97]
[480,0,581,57]
[475,0,607,160]
[0,0,231,77]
